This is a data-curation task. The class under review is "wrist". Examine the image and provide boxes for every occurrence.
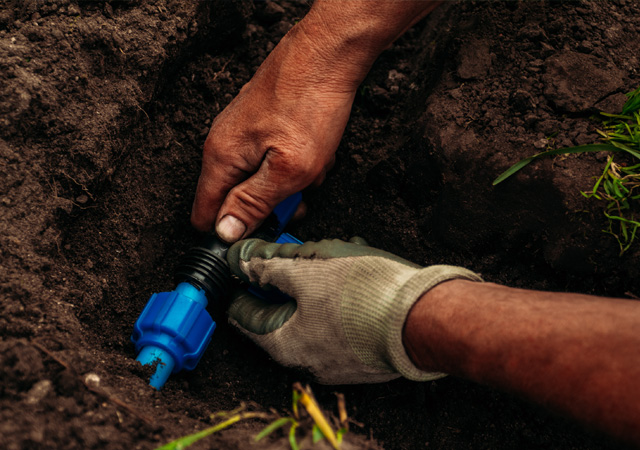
[389,267,481,381]
[295,8,387,88]
[403,278,481,374]
[289,0,440,91]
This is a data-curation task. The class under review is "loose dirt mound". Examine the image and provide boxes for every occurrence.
[2,1,639,449]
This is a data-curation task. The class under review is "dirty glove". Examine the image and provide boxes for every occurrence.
[226,238,482,384]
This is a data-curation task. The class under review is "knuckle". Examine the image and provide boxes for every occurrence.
[232,189,274,220]
[267,146,321,183]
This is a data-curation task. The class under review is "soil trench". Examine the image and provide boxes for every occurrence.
[2,1,639,449]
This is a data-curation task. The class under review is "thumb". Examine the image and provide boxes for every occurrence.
[228,288,297,335]
[215,150,320,243]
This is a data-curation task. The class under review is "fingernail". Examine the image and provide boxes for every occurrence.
[216,215,246,243]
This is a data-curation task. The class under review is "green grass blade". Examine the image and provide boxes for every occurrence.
[596,157,613,192]
[492,156,535,185]
[622,87,640,114]
[292,389,301,419]
[337,427,348,444]
[312,424,324,444]
[493,143,619,185]
[623,96,640,115]
[601,113,633,120]
[495,83,640,253]
[155,415,245,450]
[610,140,640,159]
[626,226,639,252]
[603,213,640,227]
[289,422,300,450]
[255,418,293,442]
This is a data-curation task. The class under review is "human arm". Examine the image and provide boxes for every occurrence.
[227,237,640,446]
[404,279,640,446]
[226,237,481,383]
[191,1,441,241]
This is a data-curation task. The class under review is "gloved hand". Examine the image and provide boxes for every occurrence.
[226,238,482,384]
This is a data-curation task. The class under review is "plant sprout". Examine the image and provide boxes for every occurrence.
[154,383,349,450]
[494,85,640,254]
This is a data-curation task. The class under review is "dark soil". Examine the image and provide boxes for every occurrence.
[2,1,640,449]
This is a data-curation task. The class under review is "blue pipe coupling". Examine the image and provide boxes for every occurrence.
[132,282,215,389]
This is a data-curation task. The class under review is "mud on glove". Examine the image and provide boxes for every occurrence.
[226,238,482,384]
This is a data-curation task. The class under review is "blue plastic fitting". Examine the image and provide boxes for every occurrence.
[275,232,303,245]
[132,282,215,389]
[132,193,302,389]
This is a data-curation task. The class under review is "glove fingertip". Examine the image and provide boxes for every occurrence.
[228,288,297,335]
[227,238,266,276]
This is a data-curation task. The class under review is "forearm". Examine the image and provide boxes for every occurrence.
[280,0,441,91]
[404,279,640,445]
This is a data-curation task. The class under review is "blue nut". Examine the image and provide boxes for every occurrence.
[132,282,216,389]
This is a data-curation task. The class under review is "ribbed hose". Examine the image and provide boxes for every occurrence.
[174,235,231,302]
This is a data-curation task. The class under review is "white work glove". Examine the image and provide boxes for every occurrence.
[226,238,482,384]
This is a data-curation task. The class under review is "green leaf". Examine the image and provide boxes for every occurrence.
[289,422,300,450]
[292,389,301,418]
[604,179,614,196]
[155,415,245,450]
[601,112,633,120]
[255,418,293,442]
[492,156,535,185]
[603,213,640,227]
[493,143,620,186]
[312,424,325,444]
[610,140,640,159]
[612,181,624,198]
[336,428,348,444]
[623,95,640,115]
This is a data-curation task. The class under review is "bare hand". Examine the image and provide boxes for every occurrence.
[191,24,357,241]
[191,1,440,242]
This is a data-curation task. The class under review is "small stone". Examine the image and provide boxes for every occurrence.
[25,379,53,404]
[387,69,406,83]
[84,372,101,388]
[76,194,88,204]
[534,138,548,149]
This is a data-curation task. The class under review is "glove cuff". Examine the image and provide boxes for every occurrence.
[388,265,483,381]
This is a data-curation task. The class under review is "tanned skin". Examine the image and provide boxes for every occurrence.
[404,280,640,446]
[191,1,440,242]
[191,1,640,446]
